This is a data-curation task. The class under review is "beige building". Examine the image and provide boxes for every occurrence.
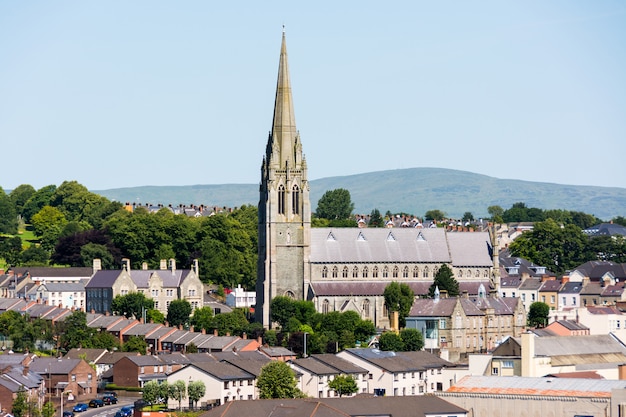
[85,258,203,315]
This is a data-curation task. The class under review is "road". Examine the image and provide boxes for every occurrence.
[65,399,135,417]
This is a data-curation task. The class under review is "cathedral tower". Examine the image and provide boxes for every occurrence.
[256,31,311,328]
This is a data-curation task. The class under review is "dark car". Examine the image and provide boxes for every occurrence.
[120,406,134,417]
[103,391,118,398]
[102,396,118,405]
[63,411,74,417]
[89,399,104,408]
[114,412,124,417]
[73,404,88,413]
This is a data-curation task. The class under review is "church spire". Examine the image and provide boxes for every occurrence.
[270,30,299,168]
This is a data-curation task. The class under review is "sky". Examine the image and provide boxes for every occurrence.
[1,1,625,191]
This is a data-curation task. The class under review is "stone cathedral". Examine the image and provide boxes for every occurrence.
[256,33,496,329]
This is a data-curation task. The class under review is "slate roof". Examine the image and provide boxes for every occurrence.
[11,267,94,279]
[499,250,554,277]
[39,282,86,292]
[85,270,121,288]
[310,228,454,264]
[311,281,490,298]
[95,351,141,365]
[201,396,467,417]
[446,375,626,398]
[259,346,296,358]
[64,348,108,362]
[310,354,368,375]
[342,348,446,373]
[291,357,338,375]
[409,296,520,317]
[446,232,493,266]
[519,278,542,291]
[0,298,25,312]
[572,261,626,281]
[539,280,562,292]
[30,357,83,374]
[583,223,626,237]
[108,319,138,332]
[552,320,589,331]
[123,323,164,337]
[513,334,626,362]
[559,282,583,294]
[184,361,255,381]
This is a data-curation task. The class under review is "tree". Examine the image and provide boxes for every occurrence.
[315,188,354,221]
[211,309,249,336]
[52,229,120,268]
[57,311,96,350]
[12,386,29,417]
[190,307,214,332]
[187,380,206,409]
[368,209,384,227]
[327,375,358,397]
[20,245,49,266]
[383,282,415,328]
[41,401,55,417]
[147,308,166,324]
[0,236,23,266]
[462,212,474,223]
[0,187,18,235]
[111,293,154,319]
[90,331,120,350]
[167,299,193,328]
[378,332,404,351]
[424,209,445,221]
[257,361,305,399]
[21,184,56,223]
[487,205,504,223]
[400,328,424,351]
[142,381,162,405]
[123,335,147,353]
[31,206,68,251]
[9,184,36,217]
[270,296,297,329]
[428,264,459,297]
[528,301,550,328]
[168,380,187,410]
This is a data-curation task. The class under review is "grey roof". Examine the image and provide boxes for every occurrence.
[12,267,94,278]
[145,326,177,340]
[309,354,368,374]
[188,361,255,381]
[162,329,188,343]
[311,281,490,298]
[409,296,520,317]
[124,355,165,366]
[584,223,626,237]
[38,282,85,292]
[514,334,626,357]
[218,355,271,377]
[88,315,124,329]
[0,298,26,312]
[553,320,589,331]
[123,323,164,337]
[64,348,108,362]
[519,278,542,291]
[342,348,429,373]
[85,270,121,288]
[126,269,192,289]
[108,319,138,332]
[559,282,583,294]
[310,228,452,264]
[30,357,82,374]
[572,261,626,281]
[95,351,141,365]
[291,357,339,375]
[446,232,493,266]
[539,280,562,292]
[259,346,296,357]
[197,335,238,350]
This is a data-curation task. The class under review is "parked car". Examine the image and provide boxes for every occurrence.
[103,391,118,398]
[102,395,118,405]
[89,399,104,408]
[73,404,88,413]
[120,406,134,417]
[62,412,74,417]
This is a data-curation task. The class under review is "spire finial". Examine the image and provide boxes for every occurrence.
[282,24,285,34]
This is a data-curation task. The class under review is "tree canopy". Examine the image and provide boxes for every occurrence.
[167,299,193,328]
[383,282,415,328]
[528,301,550,328]
[111,293,154,319]
[428,264,459,297]
[327,375,358,397]
[315,188,354,221]
[257,361,305,399]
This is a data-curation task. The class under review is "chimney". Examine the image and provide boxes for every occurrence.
[193,259,199,276]
[242,332,247,340]
[142,262,148,270]
[201,328,206,334]
[160,260,167,270]
[189,326,194,333]
[521,331,536,377]
[122,258,131,271]
[561,276,570,284]
[93,258,102,273]
[214,329,218,336]
[169,259,176,275]
[619,364,626,380]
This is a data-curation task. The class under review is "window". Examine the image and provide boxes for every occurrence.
[373,267,379,278]
[71,374,76,382]
[188,288,196,296]
[363,299,370,319]
[332,267,338,278]
[572,297,576,306]
[292,184,300,215]
[550,295,555,303]
[413,266,419,278]
[382,267,388,278]
[492,367,498,375]
[402,266,409,278]
[322,266,328,278]
[562,296,566,306]
[392,266,399,278]
[423,267,429,278]
[224,381,229,389]
[322,299,330,314]
[278,185,285,215]
[342,267,348,278]
[502,361,514,368]
[439,319,446,329]
[363,267,368,278]
[352,266,358,278]
[531,294,536,302]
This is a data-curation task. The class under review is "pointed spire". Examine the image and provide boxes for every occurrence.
[271,30,298,168]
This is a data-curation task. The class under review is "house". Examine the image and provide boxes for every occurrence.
[289,356,367,398]
[517,278,542,311]
[557,281,583,311]
[0,365,45,416]
[29,357,98,401]
[583,222,626,237]
[439,375,624,417]
[225,285,256,308]
[405,290,526,362]
[85,258,204,315]
[199,395,468,417]
[538,278,562,310]
[336,348,460,397]
[166,360,256,408]
[112,355,185,388]
[490,332,626,379]
[35,282,87,310]
[543,319,590,336]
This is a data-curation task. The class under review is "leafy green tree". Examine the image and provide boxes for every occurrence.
[528,301,550,328]
[31,206,68,251]
[0,187,18,234]
[383,282,415,328]
[263,329,278,346]
[52,229,120,268]
[0,236,23,266]
[21,184,56,223]
[353,320,376,345]
[142,381,162,405]
[167,299,192,328]
[327,375,358,397]
[123,335,147,353]
[57,310,96,350]
[428,264,459,297]
[487,205,504,223]
[187,380,206,409]
[509,219,587,275]
[270,296,297,329]
[190,306,214,332]
[9,184,36,217]
[586,235,626,263]
[462,212,474,222]
[41,401,56,417]
[211,309,249,336]
[379,332,404,351]
[424,209,445,221]
[400,328,424,351]
[369,208,384,227]
[12,386,28,417]
[613,216,626,227]
[20,245,49,266]
[147,308,166,324]
[90,330,120,350]
[315,188,354,221]
[111,292,154,319]
[257,361,305,399]
[168,380,187,410]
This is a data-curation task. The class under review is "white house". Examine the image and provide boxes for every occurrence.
[225,285,256,308]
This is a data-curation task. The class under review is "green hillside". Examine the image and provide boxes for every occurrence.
[95,168,626,220]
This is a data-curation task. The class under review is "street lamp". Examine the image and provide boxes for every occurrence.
[303,332,308,358]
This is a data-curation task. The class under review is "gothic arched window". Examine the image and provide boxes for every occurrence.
[363,299,371,319]
[322,299,330,314]
[352,266,359,278]
[413,266,420,278]
[423,267,429,278]
[402,266,409,278]
[292,184,300,215]
[373,266,379,278]
[363,267,369,278]
[332,266,338,278]
[278,184,286,215]
[322,266,328,279]
[382,267,389,278]
[342,267,349,278]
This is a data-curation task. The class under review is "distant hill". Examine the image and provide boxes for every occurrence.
[95,168,626,220]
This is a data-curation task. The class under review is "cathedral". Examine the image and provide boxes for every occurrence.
[256,32,497,329]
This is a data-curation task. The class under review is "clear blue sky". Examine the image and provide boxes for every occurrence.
[1,1,625,191]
